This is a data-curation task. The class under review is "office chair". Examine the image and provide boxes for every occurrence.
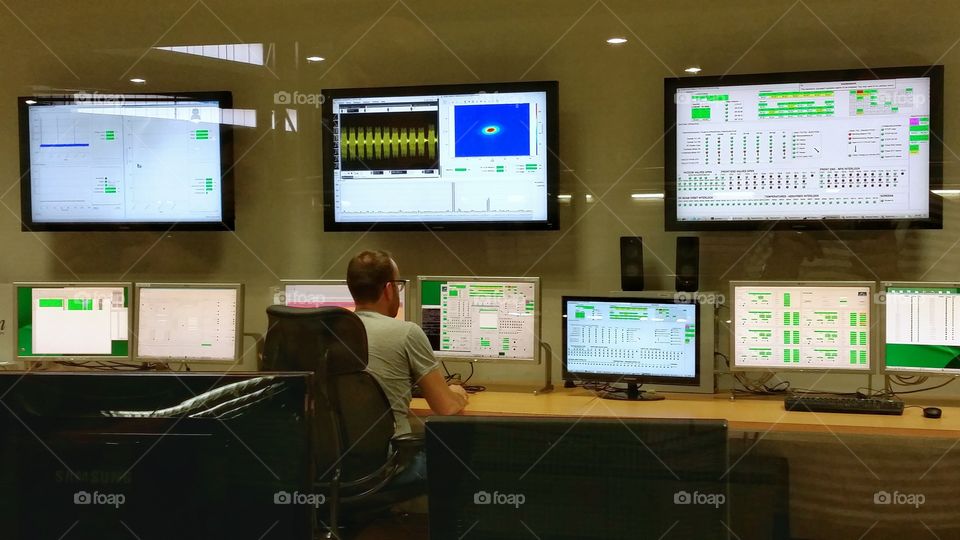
[262,306,426,539]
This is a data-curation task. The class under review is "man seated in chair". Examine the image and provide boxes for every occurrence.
[347,249,469,441]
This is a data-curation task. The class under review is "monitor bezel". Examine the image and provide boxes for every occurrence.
[134,282,244,364]
[13,281,134,362]
[321,80,560,232]
[561,294,702,387]
[18,91,236,232]
[415,275,541,364]
[277,278,408,320]
[729,280,877,373]
[664,65,944,231]
[880,281,960,377]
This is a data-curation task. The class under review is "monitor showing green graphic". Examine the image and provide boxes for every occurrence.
[883,283,960,375]
[322,81,559,231]
[15,282,131,360]
[665,66,943,231]
[731,281,873,372]
[417,277,539,362]
[18,92,235,231]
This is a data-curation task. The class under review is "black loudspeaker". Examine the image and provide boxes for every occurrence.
[620,237,644,291]
[676,236,700,292]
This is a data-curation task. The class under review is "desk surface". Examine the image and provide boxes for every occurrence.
[411,389,960,438]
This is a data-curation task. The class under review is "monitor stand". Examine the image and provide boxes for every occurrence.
[599,382,665,401]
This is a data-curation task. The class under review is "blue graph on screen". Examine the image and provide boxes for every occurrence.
[453,103,531,158]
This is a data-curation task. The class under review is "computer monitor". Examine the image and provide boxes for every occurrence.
[665,66,943,231]
[417,277,539,362]
[135,283,242,363]
[18,92,234,231]
[14,282,132,361]
[322,81,559,231]
[562,296,700,399]
[730,281,874,372]
[882,282,960,375]
[278,279,406,320]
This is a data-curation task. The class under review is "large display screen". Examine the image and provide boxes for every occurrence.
[665,66,943,230]
[18,92,234,231]
[322,81,558,231]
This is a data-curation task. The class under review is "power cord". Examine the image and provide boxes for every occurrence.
[716,352,793,395]
[885,376,955,395]
[438,362,485,394]
[52,361,170,371]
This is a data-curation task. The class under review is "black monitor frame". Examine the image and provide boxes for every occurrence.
[664,65,944,231]
[18,91,235,232]
[321,80,559,232]
[561,295,701,387]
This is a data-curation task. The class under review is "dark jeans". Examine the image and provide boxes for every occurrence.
[388,449,426,487]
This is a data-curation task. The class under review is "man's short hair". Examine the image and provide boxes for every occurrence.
[347,250,395,303]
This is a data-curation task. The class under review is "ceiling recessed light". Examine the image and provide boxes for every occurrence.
[306,56,325,63]
[606,37,627,45]
[684,66,702,74]
[24,99,36,105]
[130,78,147,84]
[631,193,665,200]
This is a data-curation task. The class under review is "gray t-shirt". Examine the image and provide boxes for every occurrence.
[356,310,440,435]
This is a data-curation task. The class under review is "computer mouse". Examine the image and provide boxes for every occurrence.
[923,407,942,419]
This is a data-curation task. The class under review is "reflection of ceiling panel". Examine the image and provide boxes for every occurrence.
[154,43,264,66]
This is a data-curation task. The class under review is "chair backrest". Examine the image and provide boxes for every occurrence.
[0,372,314,539]
[262,306,395,485]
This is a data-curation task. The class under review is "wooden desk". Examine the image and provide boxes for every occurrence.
[411,389,960,438]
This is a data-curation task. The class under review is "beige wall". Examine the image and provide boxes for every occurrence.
[2,0,959,394]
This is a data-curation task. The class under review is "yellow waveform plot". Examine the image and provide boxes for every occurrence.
[340,125,437,162]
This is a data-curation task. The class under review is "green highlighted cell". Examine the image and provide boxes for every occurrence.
[38,298,63,308]
[67,299,93,311]
[693,94,729,101]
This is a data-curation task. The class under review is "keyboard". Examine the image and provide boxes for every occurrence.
[784,396,904,416]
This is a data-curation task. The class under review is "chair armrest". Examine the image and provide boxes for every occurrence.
[391,432,425,447]
[391,432,425,465]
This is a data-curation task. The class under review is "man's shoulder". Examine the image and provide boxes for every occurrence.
[356,311,419,336]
